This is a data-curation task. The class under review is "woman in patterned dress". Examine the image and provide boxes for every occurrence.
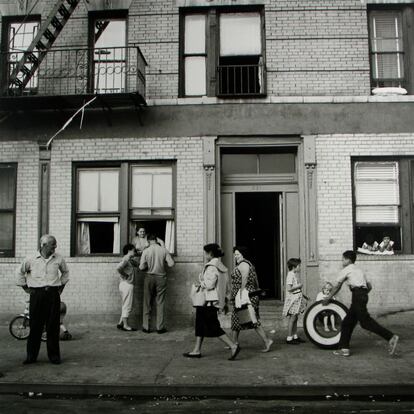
[230,246,273,352]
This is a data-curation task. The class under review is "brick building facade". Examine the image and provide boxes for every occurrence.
[0,0,413,324]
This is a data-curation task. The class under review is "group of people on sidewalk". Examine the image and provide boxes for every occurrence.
[15,234,399,366]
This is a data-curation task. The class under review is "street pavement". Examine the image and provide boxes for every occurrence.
[0,311,413,398]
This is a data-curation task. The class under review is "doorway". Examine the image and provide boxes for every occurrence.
[235,192,280,299]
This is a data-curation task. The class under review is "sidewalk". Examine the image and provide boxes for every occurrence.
[0,311,413,398]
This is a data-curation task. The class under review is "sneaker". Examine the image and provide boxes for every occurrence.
[333,349,351,357]
[388,335,399,355]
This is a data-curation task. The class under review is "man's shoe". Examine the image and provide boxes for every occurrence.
[157,329,167,334]
[22,359,36,365]
[142,328,150,333]
[333,349,351,357]
[50,359,61,365]
[388,335,399,355]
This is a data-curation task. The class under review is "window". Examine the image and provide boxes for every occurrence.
[88,11,127,94]
[369,11,404,89]
[74,162,175,255]
[353,159,414,254]
[1,16,40,92]
[180,7,265,97]
[221,147,296,175]
[0,163,17,257]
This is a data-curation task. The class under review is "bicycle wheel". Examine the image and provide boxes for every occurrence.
[303,300,348,349]
[9,315,30,340]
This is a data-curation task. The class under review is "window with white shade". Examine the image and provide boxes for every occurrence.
[130,165,175,254]
[369,11,404,89]
[74,162,175,256]
[180,8,265,97]
[353,160,414,253]
[76,168,120,255]
[183,14,207,96]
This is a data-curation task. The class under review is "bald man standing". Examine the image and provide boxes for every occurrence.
[16,235,69,365]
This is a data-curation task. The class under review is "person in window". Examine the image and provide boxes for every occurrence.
[360,233,379,253]
[183,243,240,360]
[132,226,165,257]
[116,243,138,332]
[230,246,273,353]
[139,233,174,333]
[16,235,69,365]
[378,235,394,254]
[323,250,399,357]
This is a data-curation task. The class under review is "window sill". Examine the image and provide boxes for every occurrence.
[357,253,414,261]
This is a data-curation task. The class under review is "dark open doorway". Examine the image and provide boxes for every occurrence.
[235,192,280,299]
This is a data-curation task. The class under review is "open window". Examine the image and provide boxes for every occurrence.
[76,168,120,255]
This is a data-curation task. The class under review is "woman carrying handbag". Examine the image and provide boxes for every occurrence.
[184,243,240,360]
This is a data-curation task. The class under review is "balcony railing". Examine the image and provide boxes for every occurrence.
[218,62,265,97]
[1,46,146,101]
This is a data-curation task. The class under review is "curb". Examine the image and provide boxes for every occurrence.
[0,383,413,398]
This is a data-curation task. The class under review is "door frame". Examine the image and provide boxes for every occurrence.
[216,137,306,300]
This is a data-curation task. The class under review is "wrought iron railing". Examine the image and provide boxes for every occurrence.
[1,46,146,98]
[218,62,265,96]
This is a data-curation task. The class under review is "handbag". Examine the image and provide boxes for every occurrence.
[235,305,253,325]
[190,284,206,307]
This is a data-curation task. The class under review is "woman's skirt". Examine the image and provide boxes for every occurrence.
[195,305,225,337]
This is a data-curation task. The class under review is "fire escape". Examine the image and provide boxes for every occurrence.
[0,0,147,117]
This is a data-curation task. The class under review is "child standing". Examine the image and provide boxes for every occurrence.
[316,282,337,332]
[282,258,307,344]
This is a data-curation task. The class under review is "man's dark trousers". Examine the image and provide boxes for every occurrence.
[338,287,393,349]
[27,287,61,362]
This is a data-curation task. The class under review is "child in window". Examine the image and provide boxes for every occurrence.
[316,282,337,332]
[378,235,394,254]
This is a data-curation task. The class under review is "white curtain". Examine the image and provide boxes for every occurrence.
[77,222,91,254]
[165,220,175,254]
[113,222,120,254]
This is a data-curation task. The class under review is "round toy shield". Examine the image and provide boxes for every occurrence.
[303,300,348,349]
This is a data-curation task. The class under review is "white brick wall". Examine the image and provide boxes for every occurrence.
[316,134,414,312]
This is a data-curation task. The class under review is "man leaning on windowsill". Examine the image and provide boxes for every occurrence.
[16,234,69,365]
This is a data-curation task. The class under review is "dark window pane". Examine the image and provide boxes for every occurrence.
[221,154,257,174]
[89,222,114,254]
[259,153,296,174]
[0,166,16,209]
[355,225,401,252]
[0,212,14,251]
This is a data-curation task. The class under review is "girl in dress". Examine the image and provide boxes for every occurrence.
[282,258,307,344]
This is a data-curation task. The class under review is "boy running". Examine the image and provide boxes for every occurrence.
[323,250,399,357]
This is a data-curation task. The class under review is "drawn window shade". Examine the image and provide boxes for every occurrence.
[184,14,207,96]
[0,164,17,257]
[7,21,40,91]
[218,12,263,96]
[354,161,401,251]
[369,11,404,88]
[130,166,175,253]
[93,18,127,94]
[76,168,120,254]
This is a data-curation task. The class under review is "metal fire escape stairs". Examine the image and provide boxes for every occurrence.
[6,0,80,94]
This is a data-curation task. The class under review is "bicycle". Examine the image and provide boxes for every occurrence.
[9,301,47,341]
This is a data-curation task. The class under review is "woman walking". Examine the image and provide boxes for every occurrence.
[183,243,240,360]
[230,246,273,352]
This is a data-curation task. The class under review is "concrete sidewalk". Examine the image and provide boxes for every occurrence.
[0,311,413,398]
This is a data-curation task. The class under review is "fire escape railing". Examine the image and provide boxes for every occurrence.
[1,46,146,99]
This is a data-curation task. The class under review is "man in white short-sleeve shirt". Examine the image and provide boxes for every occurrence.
[323,250,399,357]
